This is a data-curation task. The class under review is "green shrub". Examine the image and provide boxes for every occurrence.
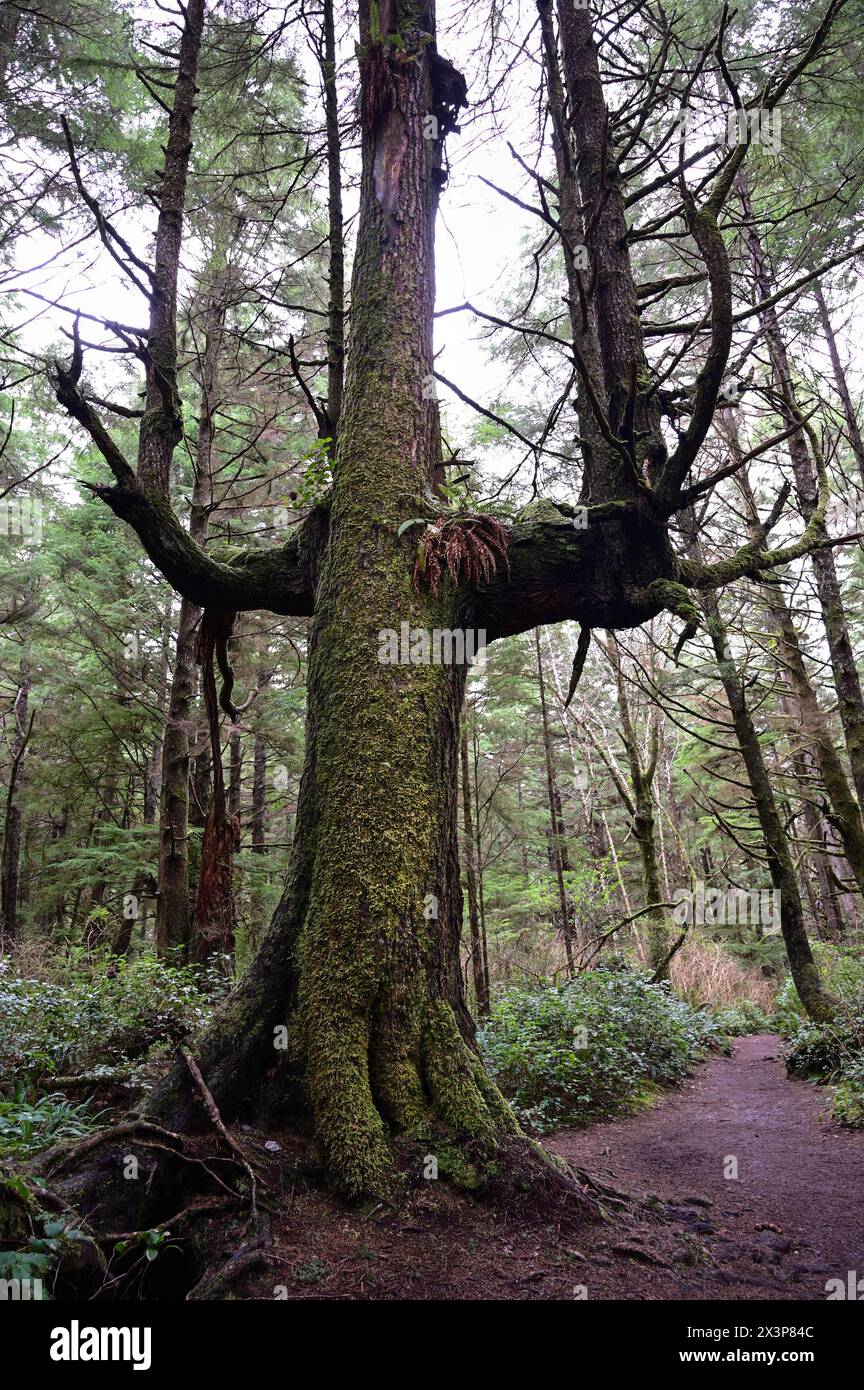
[776,943,864,1129]
[478,968,721,1134]
[832,1057,864,1128]
[712,998,773,1036]
[0,1086,97,1159]
[0,948,231,1093]
[773,942,864,1037]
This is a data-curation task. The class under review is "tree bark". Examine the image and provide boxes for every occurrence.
[146,2,517,1198]
[606,634,669,974]
[739,174,864,814]
[136,0,206,498]
[682,499,834,1021]
[1,674,31,946]
[321,0,344,450]
[460,726,489,1016]
[535,628,575,973]
[813,281,864,483]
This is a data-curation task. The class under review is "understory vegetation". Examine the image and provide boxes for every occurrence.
[778,945,864,1129]
[479,968,726,1134]
[0,939,809,1164]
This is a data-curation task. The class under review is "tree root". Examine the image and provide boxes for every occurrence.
[100,1196,238,1246]
[40,1119,187,1175]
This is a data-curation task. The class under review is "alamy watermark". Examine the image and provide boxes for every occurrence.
[671,881,781,933]
[0,1276,43,1300]
[378,623,487,670]
[826,1271,864,1300]
[0,494,43,543]
[674,106,782,154]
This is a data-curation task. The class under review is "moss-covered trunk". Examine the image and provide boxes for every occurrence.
[146,0,517,1196]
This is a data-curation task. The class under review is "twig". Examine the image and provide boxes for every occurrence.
[180,1044,258,1218]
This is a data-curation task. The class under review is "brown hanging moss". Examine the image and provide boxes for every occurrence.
[413,515,510,598]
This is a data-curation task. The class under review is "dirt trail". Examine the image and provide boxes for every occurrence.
[547,1034,864,1299]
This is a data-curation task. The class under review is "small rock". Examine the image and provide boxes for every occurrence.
[756,1232,792,1255]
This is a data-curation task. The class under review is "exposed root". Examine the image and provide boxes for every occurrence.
[40,1119,187,1176]
[100,1197,237,1246]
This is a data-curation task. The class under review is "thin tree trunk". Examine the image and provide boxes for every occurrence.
[606,635,669,974]
[1,675,31,946]
[721,416,864,901]
[535,628,575,973]
[739,174,864,813]
[470,724,491,1005]
[228,727,242,821]
[460,726,489,1016]
[155,278,227,956]
[683,500,834,1020]
[321,0,344,451]
[813,281,864,482]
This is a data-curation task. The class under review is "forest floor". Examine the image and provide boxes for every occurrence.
[226,1036,864,1301]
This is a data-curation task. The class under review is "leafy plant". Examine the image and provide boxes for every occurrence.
[0,949,232,1098]
[712,999,773,1036]
[478,968,722,1134]
[0,1086,96,1159]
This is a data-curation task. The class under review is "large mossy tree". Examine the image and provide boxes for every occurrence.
[52,0,847,1200]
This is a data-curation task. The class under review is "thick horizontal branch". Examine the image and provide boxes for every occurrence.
[86,480,322,615]
[468,501,661,641]
[54,327,321,615]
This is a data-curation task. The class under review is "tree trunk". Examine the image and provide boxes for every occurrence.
[1,674,31,946]
[739,175,864,813]
[89,775,118,915]
[155,279,228,955]
[683,502,834,1021]
[460,726,489,1016]
[146,3,518,1198]
[535,628,575,973]
[321,0,344,450]
[720,418,864,902]
[813,281,864,483]
[606,635,669,973]
[228,727,242,822]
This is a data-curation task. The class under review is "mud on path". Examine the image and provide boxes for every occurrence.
[545,1034,864,1300]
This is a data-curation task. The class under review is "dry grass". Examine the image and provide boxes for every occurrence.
[670,936,776,1012]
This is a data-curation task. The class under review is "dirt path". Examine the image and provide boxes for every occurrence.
[546,1034,864,1299]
